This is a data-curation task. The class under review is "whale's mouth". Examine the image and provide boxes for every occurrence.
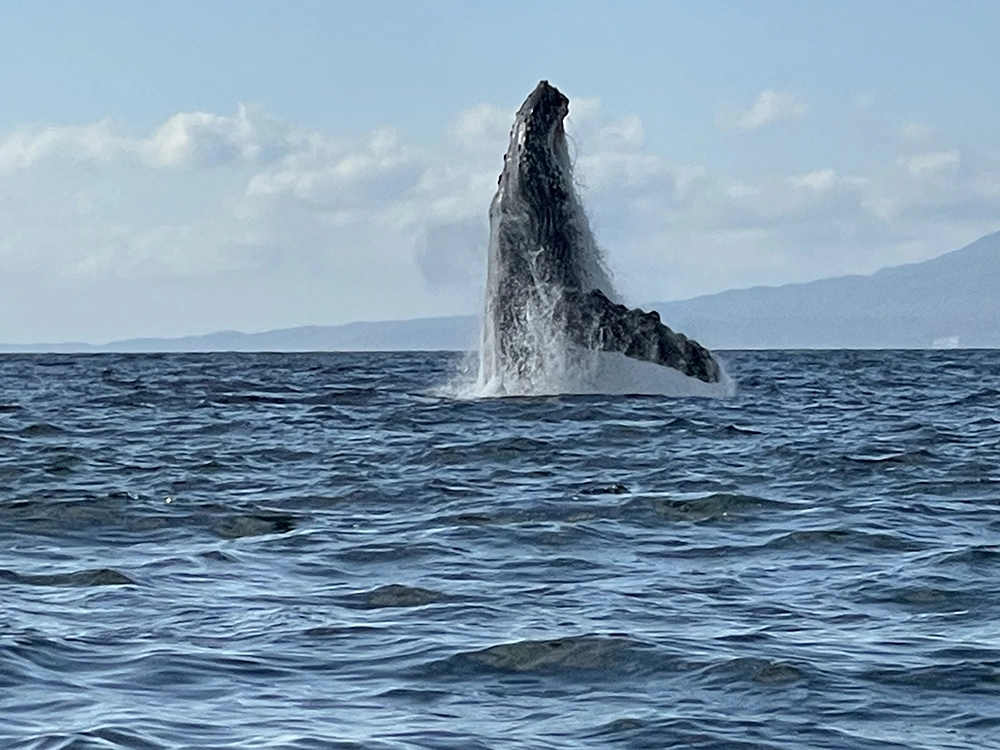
[509,80,570,171]
[492,81,602,296]
[515,81,568,134]
[476,81,728,397]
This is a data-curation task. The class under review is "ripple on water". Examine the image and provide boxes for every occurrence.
[694,656,807,687]
[863,662,1000,694]
[762,527,926,554]
[429,634,669,679]
[0,568,135,587]
[617,492,792,524]
[2,350,1000,749]
[210,514,297,539]
[344,584,448,609]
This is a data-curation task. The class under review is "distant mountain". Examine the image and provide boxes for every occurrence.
[3,230,998,352]
[648,230,1000,349]
[0,316,480,353]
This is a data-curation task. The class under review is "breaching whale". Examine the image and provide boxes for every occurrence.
[476,80,724,395]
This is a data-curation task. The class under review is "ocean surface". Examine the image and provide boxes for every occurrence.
[2,350,999,750]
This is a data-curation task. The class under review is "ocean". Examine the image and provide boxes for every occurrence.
[1,350,999,749]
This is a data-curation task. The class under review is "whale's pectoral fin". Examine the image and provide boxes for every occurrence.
[559,289,720,383]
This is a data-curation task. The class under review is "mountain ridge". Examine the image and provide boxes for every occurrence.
[3,230,998,352]
[648,229,1000,349]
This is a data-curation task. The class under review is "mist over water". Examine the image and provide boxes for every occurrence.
[2,350,999,749]
[475,112,613,397]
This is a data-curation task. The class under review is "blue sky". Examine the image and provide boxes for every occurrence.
[1,1,998,342]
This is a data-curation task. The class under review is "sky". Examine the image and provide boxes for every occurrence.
[1,0,999,343]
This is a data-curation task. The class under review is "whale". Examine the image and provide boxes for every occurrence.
[477,80,722,394]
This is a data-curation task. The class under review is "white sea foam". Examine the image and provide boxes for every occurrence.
[442,338,735,400]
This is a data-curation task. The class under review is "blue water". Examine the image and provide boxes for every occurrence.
[2,350,999,749]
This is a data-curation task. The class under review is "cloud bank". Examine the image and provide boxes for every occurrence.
[718,89,810,131]
[1,93,998,342]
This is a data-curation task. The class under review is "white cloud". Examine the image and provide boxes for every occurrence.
[788,169,837,192]
[450,103,511,153]
[899,150,961,176]
[246,128,424,214]
[788,169,867,192]
[141,105,296,169]
[565,96,603,125]
[718,89,810,131]
[598,114,646,151]
[0,104,299,174]
[853,93,877,111]
[899,122,934,142]
[1,97,999,342]
[0,121,122,171]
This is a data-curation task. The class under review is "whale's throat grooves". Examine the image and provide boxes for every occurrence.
[478,80,721,395]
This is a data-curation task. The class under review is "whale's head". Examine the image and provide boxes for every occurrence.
[514,80,569,149]
[501,80,572,197]
[489,80,611,296]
